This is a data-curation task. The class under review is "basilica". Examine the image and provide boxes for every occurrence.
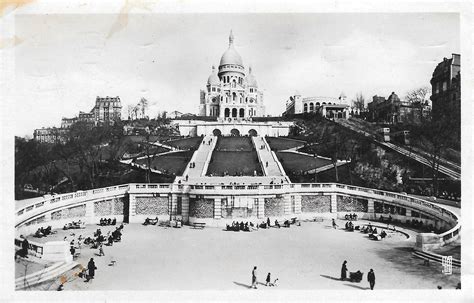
[199,31,265,119]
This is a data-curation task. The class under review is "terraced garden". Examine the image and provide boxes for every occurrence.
[164,137,203,150]
[276,151,333,174]
[135,151,194,176]
[266,137,306,151]
[206,137,263,176]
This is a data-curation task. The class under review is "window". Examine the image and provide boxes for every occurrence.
[212,87,216,92]
[443,81,448,91]
[291,196,295,213]
[303,103,308,113]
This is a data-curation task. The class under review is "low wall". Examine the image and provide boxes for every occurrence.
[16,182,460,252]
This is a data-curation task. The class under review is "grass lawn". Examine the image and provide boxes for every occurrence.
[276,152,332,174]
[136,151,193,175]
[165,137,203,150]
[207,151,263,176]
[215,137,254,151]
[266,137,306,151]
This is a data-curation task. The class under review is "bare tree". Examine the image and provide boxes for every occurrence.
[352,92,365,114]
[139,97,149,119]
[405,86,430,105]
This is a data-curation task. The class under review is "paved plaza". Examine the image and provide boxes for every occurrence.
[27,220,460,291]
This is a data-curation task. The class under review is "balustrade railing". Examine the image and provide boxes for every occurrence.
[16,182,460,245]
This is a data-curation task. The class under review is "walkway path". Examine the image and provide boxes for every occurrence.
[253,136,289,181]
[335,118,460,180]
[179,135,216,181]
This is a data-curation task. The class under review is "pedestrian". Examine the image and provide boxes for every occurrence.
[251,266,258,289]
[87,258,97,280]
[266,273,271,286]
[340,260,348,281]
[99,244,105,256]
[267,217,271,227]
[332,218,338,229]
[368,268,375,290]
[21,236,29,258]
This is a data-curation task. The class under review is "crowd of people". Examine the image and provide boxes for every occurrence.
[33,226,54,238]
[99,217,117,226]
[226,217,300,232]
[345,213,358,220]
[63,220,85,230]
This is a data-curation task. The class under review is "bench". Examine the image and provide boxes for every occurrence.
[192,222,206,229]
[313,217,324,222]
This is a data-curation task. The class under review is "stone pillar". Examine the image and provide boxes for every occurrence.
[295,195,302,215]
[181,195,190,223]
[214,198,222,219]
[367,199,375,220]
[129,193,137,221]
[257,198,265,219]
[405,209,412,224]
[85,201,95,224]
[170,194,178,218]
[283,195,291,216]
[330,194,338,214]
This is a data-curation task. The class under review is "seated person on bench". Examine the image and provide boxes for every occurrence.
[274,220,281,228]
[283,220,290,228]
[111,218,116,225]
[380,230,387,239]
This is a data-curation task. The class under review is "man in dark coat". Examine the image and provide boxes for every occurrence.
[340,260,348,281]
[87,258,97,280]
[368,268,375,290]
[21,237,29,258]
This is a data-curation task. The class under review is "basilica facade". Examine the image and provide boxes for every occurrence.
[199,31,265,119]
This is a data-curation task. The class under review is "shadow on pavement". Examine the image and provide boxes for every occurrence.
[344,283,370,290]
[320,274,340,281]
[233,281,251,289]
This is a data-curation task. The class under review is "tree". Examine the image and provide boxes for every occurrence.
[139,97,149,119]
[411,116,455,196]
[352,92,366,114]
[405,86,430,105]
[127,105,135,120]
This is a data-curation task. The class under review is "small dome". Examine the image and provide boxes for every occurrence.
[207,66,220,85]
[219,30,244,67]
[246,66,258,87]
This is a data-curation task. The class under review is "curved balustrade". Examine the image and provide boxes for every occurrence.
[15,182,460,248]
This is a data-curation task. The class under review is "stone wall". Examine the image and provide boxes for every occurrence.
[264,197,285,217]
[94,198,126,216]
[94,200,113,216]
[114,198,125,215]
[301,195,331,213]
[51,204,86,220]
[136,196,169,215]
[189,199,214,218]
[336,196,368,212]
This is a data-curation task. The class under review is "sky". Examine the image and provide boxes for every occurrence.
[11,13,459,137]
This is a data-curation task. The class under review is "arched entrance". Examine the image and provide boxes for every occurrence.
[248,129,257,136]
[224,108,230,118]
[337,112,343,119]
[230,128,240,136]
[213,129,222,136]
[239,108,245,117]
[232,108,237,117]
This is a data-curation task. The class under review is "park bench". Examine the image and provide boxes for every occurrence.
[192,222,206,229]
[312,217,324,222]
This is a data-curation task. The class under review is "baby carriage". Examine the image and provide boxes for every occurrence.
[349,271,363,282]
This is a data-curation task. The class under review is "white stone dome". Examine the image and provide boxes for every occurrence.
[207,66,220,85]
[219,30,243,67]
